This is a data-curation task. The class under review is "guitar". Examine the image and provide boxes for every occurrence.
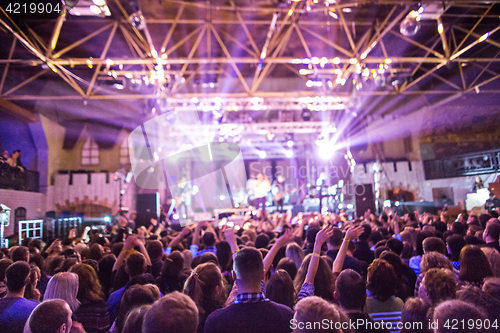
[174,186,198,207]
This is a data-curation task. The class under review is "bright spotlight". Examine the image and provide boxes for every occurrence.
[285,150,293,158]
[287,140,294,148]
[103,216,111,223]
[258,150,267,159]
[318,142,336,159]
[172,213,179,220]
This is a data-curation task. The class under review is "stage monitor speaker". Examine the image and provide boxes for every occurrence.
[355,184,376,218]
[136,193,158,229]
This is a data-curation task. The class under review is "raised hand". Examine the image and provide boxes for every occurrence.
[276,229,293,247]
[315,225,334,247]
[124,234,137,250]
[345,226,364,241]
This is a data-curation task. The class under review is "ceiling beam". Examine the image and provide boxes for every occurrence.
[0,97,36,122]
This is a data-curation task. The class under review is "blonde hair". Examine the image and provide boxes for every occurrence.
[294,296,352,333]
[285,242,304,270]
[44,272,80,312]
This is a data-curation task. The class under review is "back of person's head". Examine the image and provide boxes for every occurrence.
[161,250,184,280]
[146,240,164,260]
[380,251,404,278]
[12,246,30,263]
[233,247,264,288]
[117,284,161,333]
[285,242,304,270]
[335,269,366,311]
[88,243,103,262]
[28,299,71,333]
[202,231,216,247]
[329,227,343,247]
[433,300,487,333]
[423,268,456,306]
[420,252,453,273]
[123,304,151,333]
[485,218,500,241]
[483,277,500,301]
[294,296,351,333]
[5,261,30,293]
[460,245,493,285]
[306,228,320,245]
[370,231,384,246]
[446,234,466,262]
[294,254,335,302]
[416,231,434,256]
[276,257,298,281]
[401,241,413,259]
[142,291,199,333]
[358,224,372,242]
[69,263,104,302]
[200,252,219,266]
[0,258,13,283]
[126,252,147,277]
[400,297,432,333]
[254,233,270,249]
[184,262,225,316]
[423,237,446,254]
[457,284,500,325]
[479,214,492,229]
[375,246,390,259]
[97,254,116,295]
[44,272,80,312]
[265,269,295,309]
[216,241,232,272]
[481,248,500,278]
[367,259,397,301]
[386,238,404,256]
[451,222,465,235]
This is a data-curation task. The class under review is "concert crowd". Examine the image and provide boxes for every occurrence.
[1,207,500,333]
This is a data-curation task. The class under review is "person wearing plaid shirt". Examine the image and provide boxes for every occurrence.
[204,247,293,333]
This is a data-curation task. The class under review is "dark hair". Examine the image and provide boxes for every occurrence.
[458,284,500,324]
[88,243,103,262]
[126,252,147,277]
[329,227,343,247]
[0,259,13,282]
[306,228,320,245]
[401,298,432,333]
[424,268,456,306]
[116,284,160,333]
[234,248,264,287]
[367,259,397,302]
[276,258,298,281]
[29,299,70,333]
[401,241,413,260]
[370,231,384,246]
[98,254,116,297]
[335,269,366,310]
[358,224,372,243]
[29,253,47,278]
[423,237,446,255]
[485,219,500,241]
[386,238,403,255]
[6,261,30,292]
[483,277,500,301]
[375,246,390,259]
[146,240,164,260]
[451,222,465,235]
[157,251,184,294]
[255,234,270,249]
[416,231,434,256]
[216,241,232,272]
[459,245,493,286]
[12,246,29,262]
[446,234,466,262]
[202,232,216,247]
[184,262,226,319]
[294,254,335,302]
[479,214,492,229]
[266,269,295,309]
[70,264,105,302]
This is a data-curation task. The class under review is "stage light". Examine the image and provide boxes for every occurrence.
[93,0,106,6]
[479,32,490,42]
[287,140,294,148]
[285,150,293,158]
[129,11,146,30]
[333,57,340,64]
[259,150,267,159]
[318,142,335,160]
[89,5,102,14]
[267,132,275,141]
[103,216,111,222]
[173,213,179,220]
[400,10,421,37]
[301,108,312,121]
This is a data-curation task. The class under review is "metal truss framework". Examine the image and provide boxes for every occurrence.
[1,0,500,117]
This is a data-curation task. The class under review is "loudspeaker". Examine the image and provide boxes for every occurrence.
[136,193,158,229]
[355,184,376,218]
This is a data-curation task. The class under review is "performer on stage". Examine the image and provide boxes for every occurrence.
[254,173,271,209]
[272,175,286,212]
[172,176,193,218]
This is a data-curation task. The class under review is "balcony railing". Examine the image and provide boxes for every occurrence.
[0,165,39,192]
